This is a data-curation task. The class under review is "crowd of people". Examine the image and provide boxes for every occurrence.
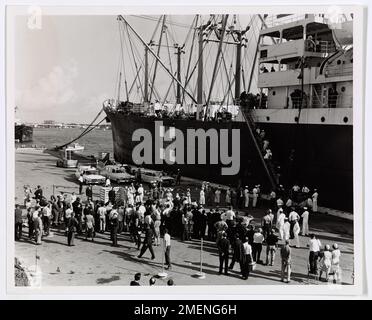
[16,178,342,284]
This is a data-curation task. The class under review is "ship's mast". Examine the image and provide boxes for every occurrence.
[204,14,229,119]
[175,45,184,104]
[234,32,242,103]
[149,15,167,102]
[144,47,149,104]
[117,71,122,104]
[197,25,204,107]
[118,15,197,104]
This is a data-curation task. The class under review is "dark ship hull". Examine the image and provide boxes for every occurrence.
[15,124,33,143]
[105,111,353,212]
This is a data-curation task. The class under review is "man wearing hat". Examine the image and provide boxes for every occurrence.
[301,207,310,236]
[186,188,192,204]
[276,208,286,240]
[244,186,250,208]
[110,208,119,247]
[34,185,43,201]
[217,232,230,275]
[252,186,258,208]
[137,184,144,203]
[288,208,300,239]
[280,240,292,283]
[312,189,319,212]
[199,187,205,206]
[225,188,231,205]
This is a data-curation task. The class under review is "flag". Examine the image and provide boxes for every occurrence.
[36,255,40,260]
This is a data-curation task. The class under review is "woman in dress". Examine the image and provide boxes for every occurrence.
[319,244,333,282]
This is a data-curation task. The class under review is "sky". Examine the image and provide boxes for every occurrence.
[13,14,260,123]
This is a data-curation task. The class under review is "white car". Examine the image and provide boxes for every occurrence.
[99,165,135,184]
[75,165,106,185]
[140,169,175,186]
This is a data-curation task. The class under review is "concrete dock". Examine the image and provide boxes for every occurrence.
[14,149,354,286]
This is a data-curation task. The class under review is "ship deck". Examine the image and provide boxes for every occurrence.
[14,149,354,286]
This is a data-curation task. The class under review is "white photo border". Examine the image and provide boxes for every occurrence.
[4,3,367,298]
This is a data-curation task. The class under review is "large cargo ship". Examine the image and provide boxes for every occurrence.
[104,14,353,212]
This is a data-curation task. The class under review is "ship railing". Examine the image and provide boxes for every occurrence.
[291,94,352,108]
[103,99,119,109]
[265,14,308,28]
[265,14,330,28]
[325,63,353,77]
[289,96,310,109]
[305,40,336,54]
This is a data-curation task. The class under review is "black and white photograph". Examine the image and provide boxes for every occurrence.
[5,4,367,297]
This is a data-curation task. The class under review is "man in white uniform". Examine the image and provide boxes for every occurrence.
[312,189,319,212]
[214,188,221,205]
[301,207,310,236]
[225,188,231,205]
[137,184,144,203]
[283,218,291,242]
[199,187,205,205]
[244,186,250,208]
[252,186,258,208]
[276,209,286,240]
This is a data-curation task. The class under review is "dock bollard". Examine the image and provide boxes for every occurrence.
[194,237,206,279]
[157,236,168,279]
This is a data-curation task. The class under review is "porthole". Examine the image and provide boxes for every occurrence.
[337,60,341,65]
[341,86,346,92]
[351,58,353,63]
[272,91,276,96]
[321,116,326,122]
[266,116,270,121]
[343,117,348,123]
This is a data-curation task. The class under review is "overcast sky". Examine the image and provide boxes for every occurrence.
[13,14,259,123]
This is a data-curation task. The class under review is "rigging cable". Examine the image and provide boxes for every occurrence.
[53,109,105,150]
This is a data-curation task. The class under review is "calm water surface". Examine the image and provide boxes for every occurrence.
[30,127,114,156]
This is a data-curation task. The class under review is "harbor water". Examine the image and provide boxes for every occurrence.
[19,127,114,156]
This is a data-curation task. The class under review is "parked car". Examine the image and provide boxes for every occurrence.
[140,169,175,186]
[75,165,106,185]
[99,164,135,184]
